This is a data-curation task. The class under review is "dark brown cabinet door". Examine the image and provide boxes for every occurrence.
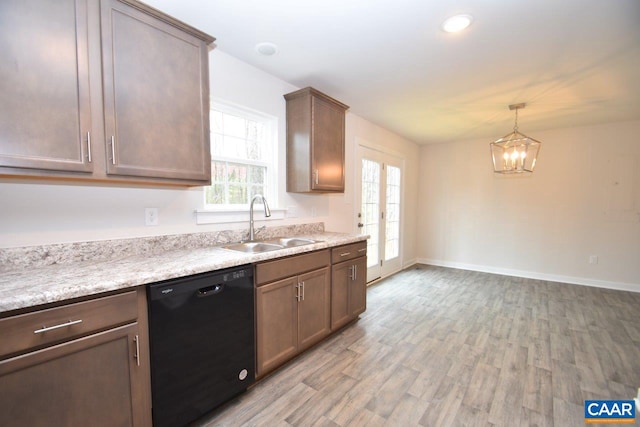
[311,96,345,191]
[256,277,298,377]
[350,256,367,317]
[101,0,211,182]
[331,255,367,331]
[284,87,347,193]
[0,323,148,427]
[0,0,92,173]
[297,267,331,351]
[330,261,352,330]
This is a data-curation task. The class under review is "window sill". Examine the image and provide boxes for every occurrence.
[195,208,286,225]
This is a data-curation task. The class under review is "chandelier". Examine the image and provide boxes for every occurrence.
[490,103,541,174]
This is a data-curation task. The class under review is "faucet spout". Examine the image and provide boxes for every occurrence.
[249,195,271,241]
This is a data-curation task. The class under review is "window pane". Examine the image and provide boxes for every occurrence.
[248,166,265,184]
[228,183,246,204]
[223,114,247,138]
[205,184,225,205]
[211,111,223,134]
[206,104,274,207]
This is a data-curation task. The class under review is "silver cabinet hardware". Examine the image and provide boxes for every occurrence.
[358,248,367,253]
[33,319,83,334]
[314,169,319,185]
[110,135,116,164]
[349,265,355,280]
[134,335,140,366]
[340,252,351,257]
[295,283,300,301]
[86,131,92,162]
[354,265,357,281]
[301,281,305,301]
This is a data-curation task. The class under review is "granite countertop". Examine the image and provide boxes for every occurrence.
[0,230,366,315]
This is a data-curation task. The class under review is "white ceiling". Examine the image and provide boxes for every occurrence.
[145,0,640,144]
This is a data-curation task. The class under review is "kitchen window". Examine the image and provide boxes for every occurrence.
[204,100,277,209]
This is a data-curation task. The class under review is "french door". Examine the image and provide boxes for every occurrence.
[356,145,403,282]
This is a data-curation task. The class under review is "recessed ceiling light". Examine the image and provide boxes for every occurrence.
[255,42,279,56]
[441,14,473,33]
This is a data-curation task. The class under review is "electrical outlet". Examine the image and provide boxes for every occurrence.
[589,255,598,265]
[145,208,159,226]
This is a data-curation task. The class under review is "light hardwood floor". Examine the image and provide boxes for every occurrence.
[197,265,640,426]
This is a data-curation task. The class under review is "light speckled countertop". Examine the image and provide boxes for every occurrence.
[0,231,366,314]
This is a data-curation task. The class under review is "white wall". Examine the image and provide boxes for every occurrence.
[0,50,420,260]
[417,120,640,291]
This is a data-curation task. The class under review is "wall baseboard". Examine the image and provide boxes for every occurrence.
[416,258,640,294]
[403,258,418,269]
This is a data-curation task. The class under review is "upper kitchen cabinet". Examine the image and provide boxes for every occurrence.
[284,87,348,193]
[0,0,93,174]
[101,0,211,182]
[0,0,214,186]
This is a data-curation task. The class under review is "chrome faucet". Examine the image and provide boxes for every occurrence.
[249,195,271,241]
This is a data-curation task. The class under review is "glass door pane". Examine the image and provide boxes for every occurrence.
[361,159,380,269]
[385,165,401,261]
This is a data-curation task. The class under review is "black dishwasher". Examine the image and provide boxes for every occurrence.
[147,265,255,427]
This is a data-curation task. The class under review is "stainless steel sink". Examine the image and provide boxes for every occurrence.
[222,238,319,253]
[266,237,317,247]
[222,242,284,253]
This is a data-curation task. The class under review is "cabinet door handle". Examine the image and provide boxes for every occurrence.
[340,252,351,257]
[301,281,305,301]
[134,335,140,367]
[86,131,92,163]
[349,265,355,280]
[33,319,83,334]
[314,169,319,185]
[295,283,300,301]
[354,265,357,281]
[110,135,116,165]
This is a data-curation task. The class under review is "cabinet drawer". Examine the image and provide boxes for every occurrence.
[0,291,138,359]
[256,250,330,285]
[331,241,367,264]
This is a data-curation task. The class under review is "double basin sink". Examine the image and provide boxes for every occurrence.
[223,237,319,254]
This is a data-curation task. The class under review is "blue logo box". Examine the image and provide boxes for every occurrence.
[585,400,636,424]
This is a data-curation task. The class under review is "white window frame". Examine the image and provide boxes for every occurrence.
[196,99,283,225]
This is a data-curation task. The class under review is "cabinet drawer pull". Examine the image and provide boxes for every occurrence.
[86,131,92,163]
[134,335,140,366]
[340,252,351,257]
[110,135,116,165]
[33,319,83,334]
[358,248,367,253]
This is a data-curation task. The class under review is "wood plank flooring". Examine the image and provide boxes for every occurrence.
[196,265,640,426]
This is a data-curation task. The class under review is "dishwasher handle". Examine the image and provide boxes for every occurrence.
[196,284,224,297]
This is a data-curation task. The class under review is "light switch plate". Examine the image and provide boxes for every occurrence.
[145,208,159,226]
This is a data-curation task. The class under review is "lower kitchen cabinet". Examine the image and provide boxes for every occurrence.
[0,289,151,427]
[331,256,367,330]
[255,250,331,377]
[331,242,368,330]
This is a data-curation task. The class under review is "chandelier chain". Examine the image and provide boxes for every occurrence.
[514,108,519,132]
